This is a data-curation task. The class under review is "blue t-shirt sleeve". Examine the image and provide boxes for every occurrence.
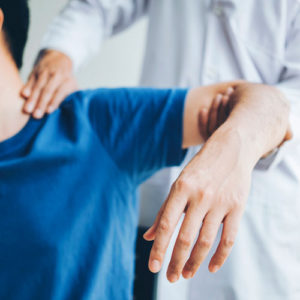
[79,88,188,184]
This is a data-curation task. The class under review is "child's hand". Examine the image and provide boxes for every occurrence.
[21,50,78,119]
[198,87,234,141]
[144,82,291,282]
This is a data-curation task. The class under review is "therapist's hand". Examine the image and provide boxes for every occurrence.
[21,50,78,119]
[199,90,293,149]
[198,87,234,140]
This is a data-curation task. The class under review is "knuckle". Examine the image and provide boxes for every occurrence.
[228,196,240,209]
[198,236,212,249]
[151,244,163,260]
[222,237,235,248]
[177,234,192,250]
[203,188,214,200]
[227,192,245,210]
[36,68,46,77]
[193,188,204,200]
[49,69,59,77]
[173,177,190,192]
[159,217,171,233]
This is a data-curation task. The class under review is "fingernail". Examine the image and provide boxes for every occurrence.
[169,274,179,283]
[143,228,151,239]
[210,265,219,273]
[150,259,161,273]
[184,271,193,279]
[144,227,151,235]
[216,94,222,101]
[25,103,34,113]
[23,88,30,97]
[34,109,43,119]
[226,87,234,95]
[47,106,55,114]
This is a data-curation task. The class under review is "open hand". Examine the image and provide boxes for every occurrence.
[144,126,253,281]
[21,50,78,119]
[144,82,291,282]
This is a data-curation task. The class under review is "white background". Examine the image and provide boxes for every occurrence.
[22,0,148,88]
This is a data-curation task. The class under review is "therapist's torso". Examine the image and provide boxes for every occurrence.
[140,1,300,300]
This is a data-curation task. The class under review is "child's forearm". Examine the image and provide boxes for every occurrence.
[145,83,290,281]
[183,82,290,159]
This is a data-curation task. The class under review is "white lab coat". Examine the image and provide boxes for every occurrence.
[41,1,300,299]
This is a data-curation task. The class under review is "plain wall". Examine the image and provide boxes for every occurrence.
[22,0,148,88]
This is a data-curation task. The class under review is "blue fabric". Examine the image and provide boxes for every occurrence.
[0,88,187,300]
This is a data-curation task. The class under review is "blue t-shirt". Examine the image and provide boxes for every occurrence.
[0,88,187,300]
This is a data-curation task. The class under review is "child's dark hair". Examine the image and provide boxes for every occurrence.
[0,0,30,69]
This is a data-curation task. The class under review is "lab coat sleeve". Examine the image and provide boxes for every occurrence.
[255,8,300,171]
[40,0,150,70]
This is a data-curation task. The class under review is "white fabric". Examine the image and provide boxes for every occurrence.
[41,0,150,70]
[41,1,300,299]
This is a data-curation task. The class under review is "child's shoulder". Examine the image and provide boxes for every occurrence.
[60,89,101,113]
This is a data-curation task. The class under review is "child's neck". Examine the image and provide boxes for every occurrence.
[0,55,30,142]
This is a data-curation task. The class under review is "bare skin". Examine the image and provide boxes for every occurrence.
[18,29,291,284]
[21,50,77,119]
[201,90,293,146]
[144,83,290,282]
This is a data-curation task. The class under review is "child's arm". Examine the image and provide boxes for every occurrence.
[85,84,243,184]
[183,82,289,151]
[145,83,290,281]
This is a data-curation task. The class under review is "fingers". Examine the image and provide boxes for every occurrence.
[166,202,206,282]
[21,72,35,99]
[23,71,49,116]
[148,181,188,274]
[205,87,235,138]
[208,211,241,273]
[46,78,78,114]
[208,94,222,135]
[224,87,234,116]
[198,108,209,141]
[22,50,74,118]
[144,201,167,241]
[217,95,229,128]
[182,211,223,279]
[33,74,63,118]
